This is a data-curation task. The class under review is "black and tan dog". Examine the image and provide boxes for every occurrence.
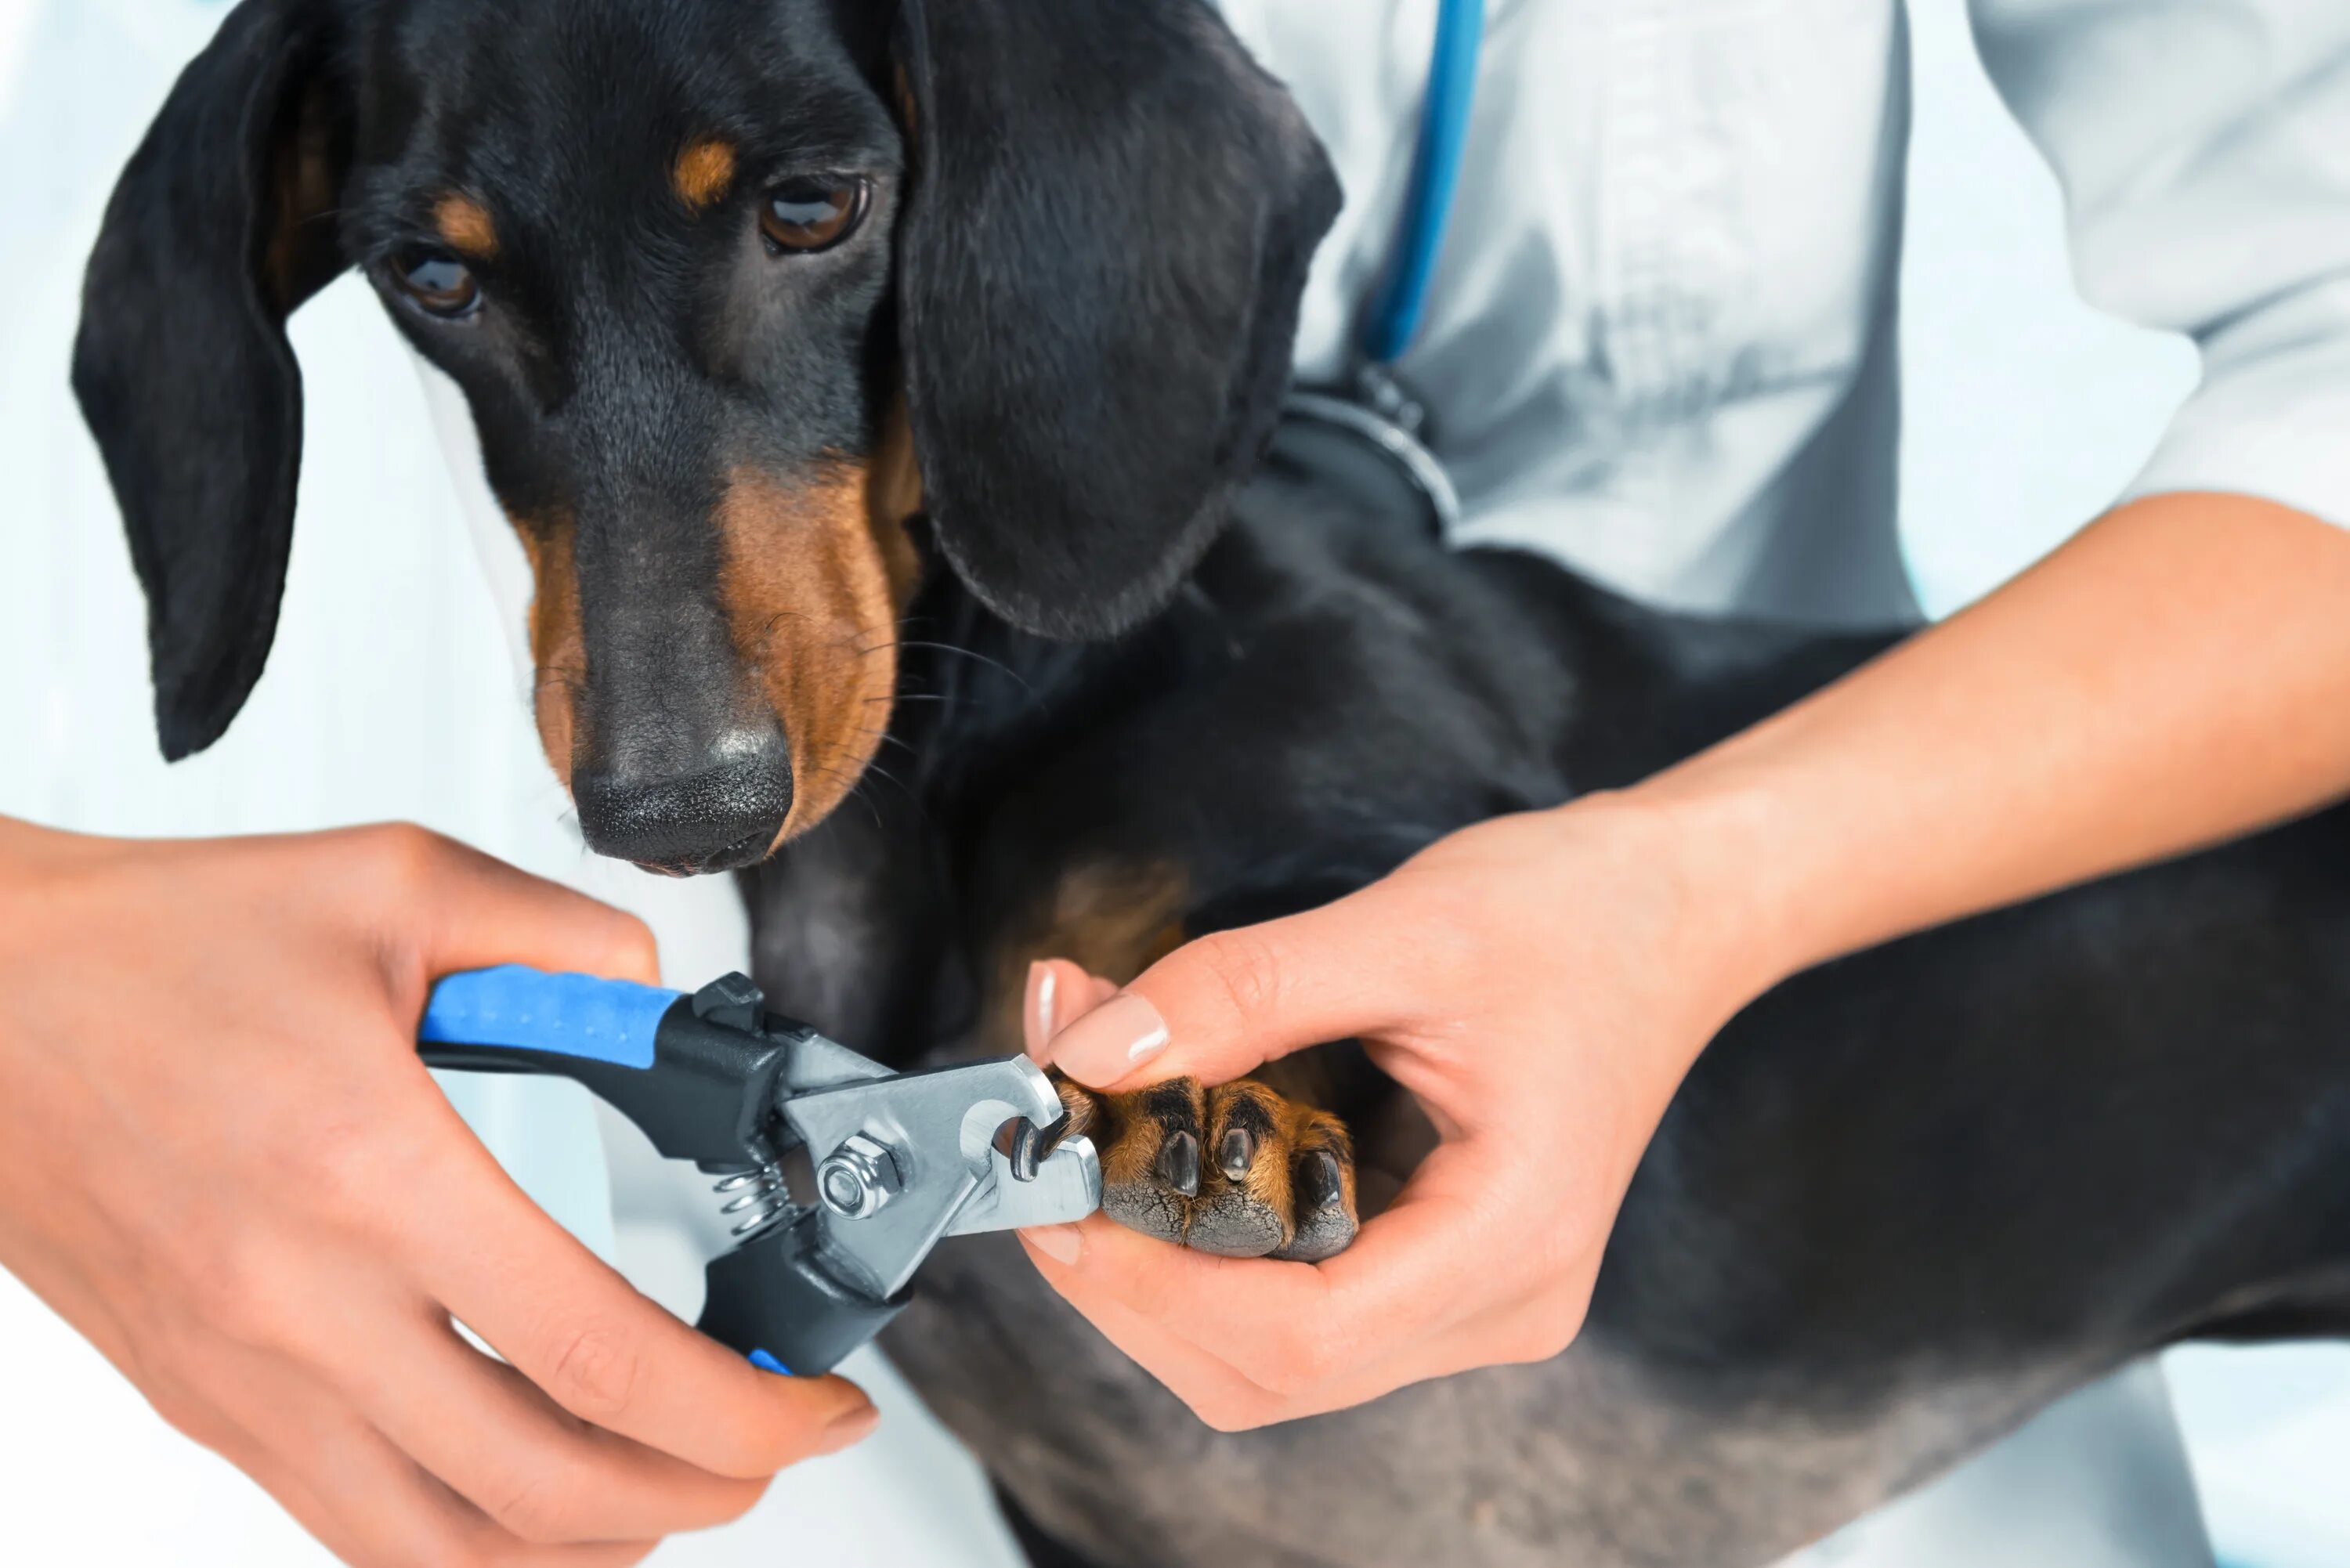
[73,1,2350,1564]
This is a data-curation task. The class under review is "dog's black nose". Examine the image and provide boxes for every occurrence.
[573,731,794,876]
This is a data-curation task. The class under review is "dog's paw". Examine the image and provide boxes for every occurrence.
[1053,1076,1358,1261]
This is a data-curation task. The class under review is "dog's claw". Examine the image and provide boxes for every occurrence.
[1159,1129,1200,1197]
[1217,1125,1256,1183]
[1298,1148,1344,1212]
[1009,1118,1046,1182]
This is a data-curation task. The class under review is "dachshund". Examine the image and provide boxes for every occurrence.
[74,2,2350,1564]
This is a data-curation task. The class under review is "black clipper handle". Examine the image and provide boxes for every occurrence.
[418,966,898,1374]
[703,1216,907,1376]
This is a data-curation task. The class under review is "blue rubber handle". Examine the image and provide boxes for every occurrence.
[420,966,681,1069]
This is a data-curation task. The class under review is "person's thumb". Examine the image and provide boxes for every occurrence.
[1040,892,1405,1092]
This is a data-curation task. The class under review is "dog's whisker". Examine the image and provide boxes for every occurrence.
[838,774,886,834]
[801,750,940,835]
[879,640,1040,701]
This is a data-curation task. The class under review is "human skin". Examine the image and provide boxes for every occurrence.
[1018,490,2350,1429]
[0,820,877,1565]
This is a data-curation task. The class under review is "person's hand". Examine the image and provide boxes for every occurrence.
[0,818,877,1566]
[1014,797,1778,1429]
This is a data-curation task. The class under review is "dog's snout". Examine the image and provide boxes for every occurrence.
[573,728,794,875]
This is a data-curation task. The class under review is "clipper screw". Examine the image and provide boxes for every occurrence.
[818,1133,902,1219]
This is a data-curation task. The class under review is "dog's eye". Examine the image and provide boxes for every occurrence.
[759,176,869,255]
[392,246,482,319]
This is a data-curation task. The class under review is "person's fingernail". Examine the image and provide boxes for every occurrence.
[1021,1224,1084,1266]
[1047,992,1169,1084]
[815,1402,880,1455]
[1027,960,1058,1056]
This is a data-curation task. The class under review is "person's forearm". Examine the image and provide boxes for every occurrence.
[1634,491,2350,1000]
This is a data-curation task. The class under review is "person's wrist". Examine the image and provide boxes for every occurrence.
[1566,770,1813,1024]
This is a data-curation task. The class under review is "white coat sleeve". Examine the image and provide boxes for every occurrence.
[1970,0,2350,525]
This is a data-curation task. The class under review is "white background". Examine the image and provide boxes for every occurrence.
[0,1,2345,1565]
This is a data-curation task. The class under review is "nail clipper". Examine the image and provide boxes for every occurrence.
[418,966,1099,1375]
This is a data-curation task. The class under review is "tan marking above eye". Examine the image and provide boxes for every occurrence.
[674,139,738,212]
[432,193,498,260]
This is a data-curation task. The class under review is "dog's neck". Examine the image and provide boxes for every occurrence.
[885,550,1201,819]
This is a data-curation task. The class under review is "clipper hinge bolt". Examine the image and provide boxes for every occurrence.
[818,1133,902,1220]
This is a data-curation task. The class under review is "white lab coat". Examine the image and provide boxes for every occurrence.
[7,0,2350,1564]
[1223,0,2350,627]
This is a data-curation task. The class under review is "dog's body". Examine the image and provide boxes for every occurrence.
[748,435,2350,1568]
[72,2,2350,1564]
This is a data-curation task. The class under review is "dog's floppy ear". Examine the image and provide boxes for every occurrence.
[892,0,1340,641]
[72,0,352,761]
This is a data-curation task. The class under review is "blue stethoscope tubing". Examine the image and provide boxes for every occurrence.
[1358,0,1484,366]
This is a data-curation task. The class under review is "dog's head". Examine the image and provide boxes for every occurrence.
[74,0,1336,873]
